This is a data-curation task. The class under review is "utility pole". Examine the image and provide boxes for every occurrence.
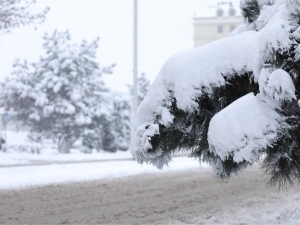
[133,0,138,115]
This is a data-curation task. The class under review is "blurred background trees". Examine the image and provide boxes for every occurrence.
[0,0,152,155]
[0,30,151,153]
[129,73,151,106]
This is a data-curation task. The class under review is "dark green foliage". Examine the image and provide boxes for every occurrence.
[148,72,259,178]
[257,26,300,188]
[240,0,260,23]
[262,104,300,190]
[102,121,117,152]
[262,130,300,190]
[134,0,300,189]
[82,134,101,153]
[205,153,251,179]
[81,115,118,153]
[112,95,131,151]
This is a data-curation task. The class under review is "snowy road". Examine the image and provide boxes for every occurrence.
[1,167,300,224]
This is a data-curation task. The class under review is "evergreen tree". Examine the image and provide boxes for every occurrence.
[131,0,300,189]
[129,73,151,106]
[240,0,260,23]
[258,0,300,189]
[101,119,117,152]
[112,94,131,151]
[1,30,114,153]
[109,73,151,151]
[81,93,131,153]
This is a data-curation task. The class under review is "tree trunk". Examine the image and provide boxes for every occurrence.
[58,136,72,153]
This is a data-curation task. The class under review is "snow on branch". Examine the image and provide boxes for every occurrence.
[130,0,300,187]
[131,31,261,167]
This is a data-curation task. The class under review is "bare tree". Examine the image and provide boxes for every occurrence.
[0,0,49,34]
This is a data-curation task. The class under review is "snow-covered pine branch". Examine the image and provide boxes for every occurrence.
[131,0,300,188]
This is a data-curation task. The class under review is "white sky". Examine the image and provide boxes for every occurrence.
[0,0,237,93]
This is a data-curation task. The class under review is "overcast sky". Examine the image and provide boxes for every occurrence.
[0,0,239,92]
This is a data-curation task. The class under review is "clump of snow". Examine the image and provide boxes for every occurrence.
[232,1,288,36]
[75,113,92,125]
[259,9,293,61]
[160,107,174,126]
[259,68,296,102]
[208,93,283,163]
[135,123,160,158]
[34,94,49,107]
[267,69,296,101]
[255,3,287,31]
[28,110,40,121]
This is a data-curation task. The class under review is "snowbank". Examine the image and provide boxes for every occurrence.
[0,157,207,189]
[0,150,133,166]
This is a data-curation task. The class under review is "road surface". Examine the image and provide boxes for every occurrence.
[1,167,299,224]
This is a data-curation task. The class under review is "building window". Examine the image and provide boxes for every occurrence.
[216,8,224,17]
[230,25,235,32]
[229,7,236,16]
[218,25,223,33]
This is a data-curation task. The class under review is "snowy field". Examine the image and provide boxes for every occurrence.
[0,130,206,189]
[0,150,133,166]
[0,130,137,166]
[0,155,205,189]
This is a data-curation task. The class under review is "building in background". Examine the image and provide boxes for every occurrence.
[193,2,243,48]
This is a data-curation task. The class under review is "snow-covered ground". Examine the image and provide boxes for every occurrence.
[0,150,133,166]
[0,130,208,190]
[0,156,206,189]
[0,130,135,166]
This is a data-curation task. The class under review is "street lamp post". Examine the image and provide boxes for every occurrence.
[133,0,138,115]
